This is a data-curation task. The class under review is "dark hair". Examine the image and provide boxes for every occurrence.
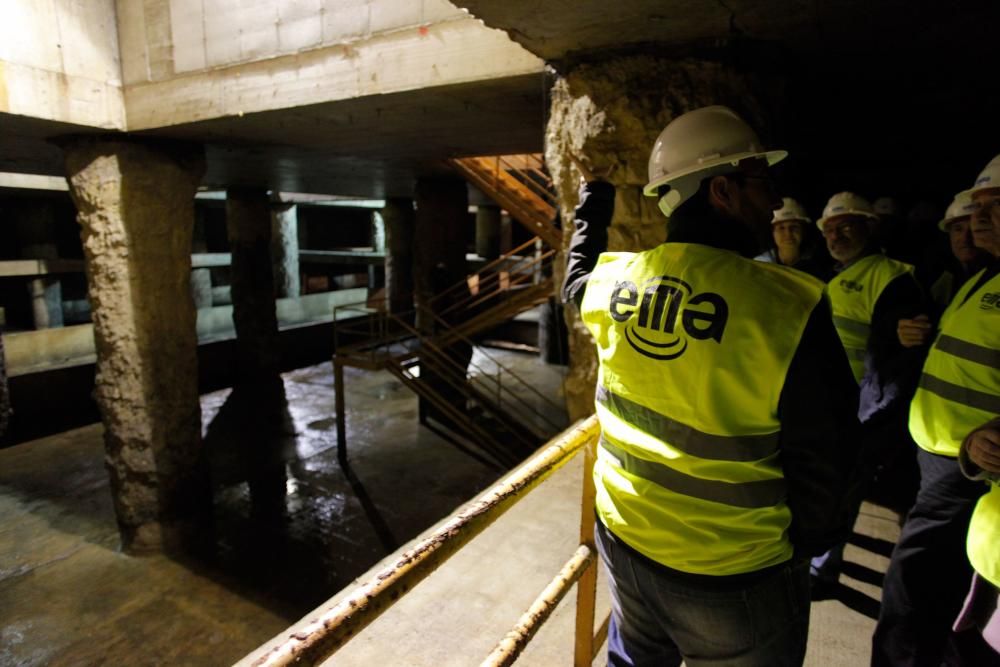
[661,176,760,257]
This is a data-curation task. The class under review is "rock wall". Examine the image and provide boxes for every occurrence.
[545,56,768,420]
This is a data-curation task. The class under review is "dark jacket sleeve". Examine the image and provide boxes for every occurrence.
[779,296,865,557]
[562,180,616,308]
[859,272,929,422]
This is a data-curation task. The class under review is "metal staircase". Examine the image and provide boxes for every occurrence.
[332,239,564,468]
[448,153,561,248]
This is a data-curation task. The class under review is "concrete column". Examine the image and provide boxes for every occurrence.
[62,137,208,554]
[414,178,470,416]
[475,204,502,259]
[190,207,213,310]
[545,56,772,421]
[13,200,63,328]
[368,211,386,289]
[382,198,415,315]
[270,202,300,298]
[226,188,281,384]
[0,331,10,438]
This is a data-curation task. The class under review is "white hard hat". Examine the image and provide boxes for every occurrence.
[969,153,1000,197]
[873,197,901,217]
[938,190,975,231]
[643,105,787,217]
[816,192,879,230]
[772,197,810,225]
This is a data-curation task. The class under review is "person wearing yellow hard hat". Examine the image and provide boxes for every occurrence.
[873,153,1000,665]
[809,192,929,593]
[755,197,833,280]
[927,191,991,316]
[562,105,863,666]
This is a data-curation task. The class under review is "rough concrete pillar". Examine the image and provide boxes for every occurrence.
[62,137,208,553]
[226,188,281,383]
[14,200,64,328]
[414,177,468,331]
[545,56,772,421]
[0,331,10,438]
[190,207,213,310]
[270,202,300,299]
[475,204,502,259]
[382,198,415,315]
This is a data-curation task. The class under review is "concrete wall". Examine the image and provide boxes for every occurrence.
[3,288,368,377]
[118,0,543,129]
[0,0,125,128]
[118,0,467,83]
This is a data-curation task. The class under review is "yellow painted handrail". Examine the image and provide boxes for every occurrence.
[244,415,602,667]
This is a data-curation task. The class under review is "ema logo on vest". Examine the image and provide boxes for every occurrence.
[981,292,1000,311]
[609,275,729,360]
[839,279,864,293]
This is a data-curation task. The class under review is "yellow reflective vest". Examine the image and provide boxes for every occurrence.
[910,269,1000,457]
[969,483,1000,588]
[581,243,824,575]
[826,254,915,383]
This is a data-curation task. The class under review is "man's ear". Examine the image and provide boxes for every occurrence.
[708,175,737,215]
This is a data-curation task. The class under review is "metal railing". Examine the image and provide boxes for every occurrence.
[244,415,608,667]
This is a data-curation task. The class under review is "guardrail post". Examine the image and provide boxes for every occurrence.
[574,437,599,666]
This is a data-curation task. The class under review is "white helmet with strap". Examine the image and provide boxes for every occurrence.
[938,190,975,231]
[969,154,1000,197]
[816,192,879,230]
[772,197,810,225]
[643,105,787,217]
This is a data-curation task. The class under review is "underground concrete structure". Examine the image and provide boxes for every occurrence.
[61,136,209,554]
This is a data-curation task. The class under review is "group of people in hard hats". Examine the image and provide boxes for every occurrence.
[562,104,1000,665]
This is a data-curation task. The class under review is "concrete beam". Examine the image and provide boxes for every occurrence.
[122,16,542,130]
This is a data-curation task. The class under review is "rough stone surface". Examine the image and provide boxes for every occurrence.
[270,203,301,299]
[382,198,415,315]
[544,56,768,420]
[226,188,282,383]
[62,137,209,553]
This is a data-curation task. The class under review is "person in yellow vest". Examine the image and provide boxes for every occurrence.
[927,191,990,317]
[810,193,929,589]
[754,197,833,280]
[954,418,1000,661]
[562,105,863,666]
[872,154,1000,665]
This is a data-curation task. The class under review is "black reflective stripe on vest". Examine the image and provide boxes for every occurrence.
[596,385,780,462]
[935,335,1000,370]
[847,348,867,361]
[599,436,786,509]
[920,373,1000,414]
[832,315,871,336]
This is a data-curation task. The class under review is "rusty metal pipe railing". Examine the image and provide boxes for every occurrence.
[481,544,596,667]
[250,416,601,667]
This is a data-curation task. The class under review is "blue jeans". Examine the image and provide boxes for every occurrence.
[595,520,810,666]
[872,449,987,666]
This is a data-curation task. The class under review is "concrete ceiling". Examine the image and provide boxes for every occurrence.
[455,0,988,65]
[4,0,997,203]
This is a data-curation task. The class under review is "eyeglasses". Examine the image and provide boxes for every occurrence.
[821,220,863,238]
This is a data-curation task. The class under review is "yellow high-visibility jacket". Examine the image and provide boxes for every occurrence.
[581,243,823,575]
[910,269,1000,457]
[826,254,914,383]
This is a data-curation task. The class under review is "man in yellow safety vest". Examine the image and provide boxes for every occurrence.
[872,154,1000,664]
[810,193,929,588]
[563,105,863,666]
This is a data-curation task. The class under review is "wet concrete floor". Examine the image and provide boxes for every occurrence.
[2,345,908,666]
[0,349,568,666]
